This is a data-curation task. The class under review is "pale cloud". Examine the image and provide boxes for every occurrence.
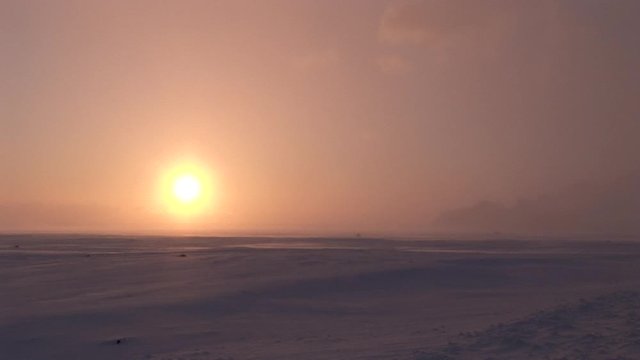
[379,0,504,46]
[377,0,558,57]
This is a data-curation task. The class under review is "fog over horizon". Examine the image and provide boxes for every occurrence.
[1,0,639,235]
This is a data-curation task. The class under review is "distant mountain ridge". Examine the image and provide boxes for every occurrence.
[433,171,640,236]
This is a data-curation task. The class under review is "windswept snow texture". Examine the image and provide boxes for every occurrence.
[2,235,640,359]
[416,291,640,360]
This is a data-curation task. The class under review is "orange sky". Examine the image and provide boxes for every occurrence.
[1,0,639,235]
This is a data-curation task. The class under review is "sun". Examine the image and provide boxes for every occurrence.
[159,161,215,217]
[173,174,202,204]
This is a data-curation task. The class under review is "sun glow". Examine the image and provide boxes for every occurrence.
[159,161,215,218]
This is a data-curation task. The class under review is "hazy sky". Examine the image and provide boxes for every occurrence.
[1,0,639,234]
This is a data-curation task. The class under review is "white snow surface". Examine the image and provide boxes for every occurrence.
[2,235,640,359]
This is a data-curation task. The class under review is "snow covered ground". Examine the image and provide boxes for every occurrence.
[1,235,640,359]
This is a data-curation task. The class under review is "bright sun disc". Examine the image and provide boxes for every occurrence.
[173,174,201,203]
[159,161,215,218]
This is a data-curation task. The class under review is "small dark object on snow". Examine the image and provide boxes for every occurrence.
[14,245,20,248]
[178,254,187,257]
